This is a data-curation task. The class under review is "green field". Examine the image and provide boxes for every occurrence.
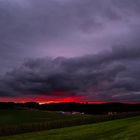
[0,109,139,139]
[0,109,96,136]
[0,109,85,126]
[0,116,139,140]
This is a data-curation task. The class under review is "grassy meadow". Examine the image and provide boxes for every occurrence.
[0,116,139,140]
[0,109,139,138]
[0,109,85,125]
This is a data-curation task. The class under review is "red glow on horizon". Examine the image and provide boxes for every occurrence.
[0,96,83,103]
[0,95,107,104]
[0,95,139,104]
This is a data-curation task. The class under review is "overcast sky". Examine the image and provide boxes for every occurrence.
[0,0,140,102]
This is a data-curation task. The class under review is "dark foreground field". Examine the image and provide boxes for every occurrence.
[0,109,84,125]
[0,116,139,140]
[0,109,92,135]
[0,109,139,136]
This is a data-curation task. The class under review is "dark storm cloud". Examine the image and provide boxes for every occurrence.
[1,0,140,74]
[0,0,140,101]
[0,46,140,102]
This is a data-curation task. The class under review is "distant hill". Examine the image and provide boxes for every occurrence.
[0,102,140,114]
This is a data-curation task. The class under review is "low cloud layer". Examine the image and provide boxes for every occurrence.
[0,46,140,102]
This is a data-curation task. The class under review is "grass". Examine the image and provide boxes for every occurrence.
[0,109,139,137]
[0,109,99,136]
[0,109,86,126]
[0,116,139,140]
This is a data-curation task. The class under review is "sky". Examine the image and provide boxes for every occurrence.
[0,0,140,103]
